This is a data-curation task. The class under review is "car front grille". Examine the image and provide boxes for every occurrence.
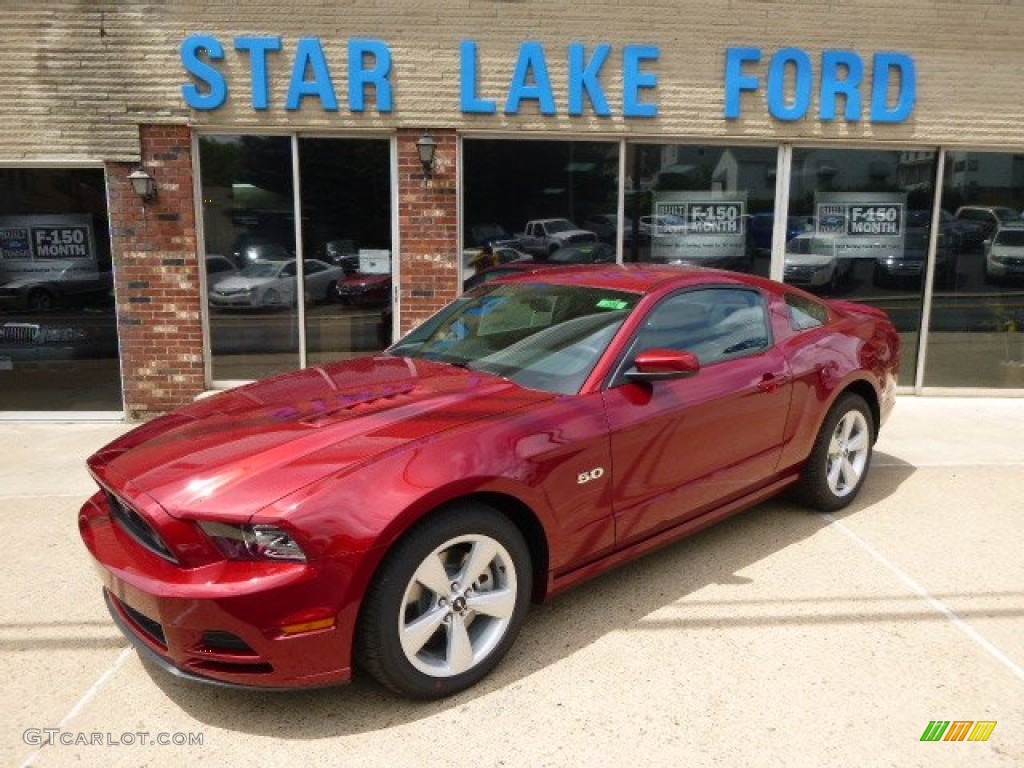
[107,492,178,563]
[1,323,40,344]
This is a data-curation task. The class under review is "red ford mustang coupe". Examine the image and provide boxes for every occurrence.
[80,265,899,698]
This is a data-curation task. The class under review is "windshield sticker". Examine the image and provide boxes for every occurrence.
[596,299,629,310]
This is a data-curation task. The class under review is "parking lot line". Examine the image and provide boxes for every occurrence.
[17,648,133,768]
[825,512,1024,682]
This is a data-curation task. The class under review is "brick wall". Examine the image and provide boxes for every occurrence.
[107,125,205,419]
[396,129,460,335]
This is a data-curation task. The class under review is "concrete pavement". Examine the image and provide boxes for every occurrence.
[2,398,1022,767]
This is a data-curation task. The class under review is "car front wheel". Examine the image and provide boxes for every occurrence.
[794,393,874,511]
[357,503,532,699]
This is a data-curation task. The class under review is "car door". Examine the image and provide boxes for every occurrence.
[601,287,793,546]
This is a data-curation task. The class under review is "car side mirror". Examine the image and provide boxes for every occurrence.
[625,348,700,383]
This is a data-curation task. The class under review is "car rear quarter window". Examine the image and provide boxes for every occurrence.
[786,293,829,331]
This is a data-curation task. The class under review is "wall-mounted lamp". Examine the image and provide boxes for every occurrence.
[128,167,157,203]
[415,133,438,176]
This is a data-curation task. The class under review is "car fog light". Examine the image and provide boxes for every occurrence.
[198,521,307,562]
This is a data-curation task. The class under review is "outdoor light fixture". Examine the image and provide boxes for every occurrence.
[415,133,437,176]
[128,167,157,203]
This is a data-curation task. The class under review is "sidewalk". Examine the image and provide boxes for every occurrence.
[2,396,1022,768]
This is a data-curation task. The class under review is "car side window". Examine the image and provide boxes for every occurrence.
[785,293,829,331]
[635,287,771,366]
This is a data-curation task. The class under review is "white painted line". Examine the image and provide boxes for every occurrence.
[873,460,1024,468]
[824,513,1024,682]
[18,646,133,768]
[0,494,91,501]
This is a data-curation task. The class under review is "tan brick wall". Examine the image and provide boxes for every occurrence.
[2,1,1024,163]
[108,126,205,418]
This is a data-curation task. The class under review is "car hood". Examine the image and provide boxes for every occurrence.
[211,275,276,292]
[785,252,835,267]
[991,244,1024,256]
[343,273,390,287]
[88,356,552,520]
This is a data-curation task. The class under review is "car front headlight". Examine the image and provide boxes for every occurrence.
[197,521,307,562]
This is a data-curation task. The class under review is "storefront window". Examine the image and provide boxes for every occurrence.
[0,168,120,412]
[924,151,1024,388]
[785,148,939,384]
[200,135,394,380]
[625,144,776,276]
[462,139,619,288]
[200,135,298,381]
[299,138,393,362]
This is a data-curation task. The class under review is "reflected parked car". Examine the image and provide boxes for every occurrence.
[335,271,391,307]
[230,234,293,265]
[0,262,113,311]
[80,265,899,698]
[203,255,240,293]
[873,229,955,288]
[784,233,852,291]
[581,213,619,242]
[464,245,532,271]
[209,259,344,308]
[985,225,1024,282]
[954,206,1021,247]
[639,214,688,236]
[0,320,118,361]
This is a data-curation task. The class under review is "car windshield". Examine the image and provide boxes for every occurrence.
[240,262,284,278]
[390,282,641,394]
[787,237,834,256]
[995,229,1024,246]
[544,219,575,234]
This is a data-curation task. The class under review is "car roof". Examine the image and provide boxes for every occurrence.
[491,263,776,294]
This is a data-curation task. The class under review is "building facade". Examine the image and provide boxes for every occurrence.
[2,1,1023,419]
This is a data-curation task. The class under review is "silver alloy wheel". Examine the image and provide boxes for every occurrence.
[826,409,870,497]
[398,533,518,678]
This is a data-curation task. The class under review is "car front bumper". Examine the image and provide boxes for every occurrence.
[79,491,359,689]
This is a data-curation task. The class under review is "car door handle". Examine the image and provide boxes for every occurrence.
[757,372,790,393]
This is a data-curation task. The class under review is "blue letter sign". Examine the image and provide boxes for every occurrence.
[724,46,916,124]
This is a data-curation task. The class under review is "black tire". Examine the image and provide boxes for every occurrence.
[792,393,875,512]
[357,503,532,699]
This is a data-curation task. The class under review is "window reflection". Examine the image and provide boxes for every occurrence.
[462,140,619,286]
[785,148,939,383]
[200,135,299,381]
[625,145,776,276]
[0,168,120,411]
[925,151,1024,388]
[299,138,392,362]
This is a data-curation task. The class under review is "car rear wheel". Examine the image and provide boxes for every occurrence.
[357,504,531,699]
[794,393,874,511]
